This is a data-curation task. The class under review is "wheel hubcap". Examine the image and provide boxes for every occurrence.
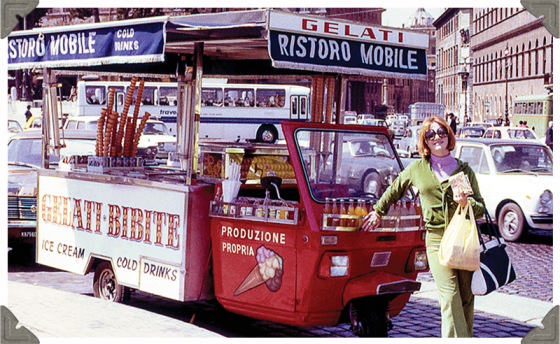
[365,179,379,194]
[99,270,117,301]
[503,211,519,235]
[262,130,274,142]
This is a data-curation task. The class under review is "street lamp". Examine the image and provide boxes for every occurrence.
[504,45,511,126]
[458,61,469,122]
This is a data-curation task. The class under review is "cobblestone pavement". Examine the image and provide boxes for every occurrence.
[417,230,553,302]
[7,228,549,338]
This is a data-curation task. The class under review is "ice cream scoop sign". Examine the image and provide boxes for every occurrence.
[234,245,284,296]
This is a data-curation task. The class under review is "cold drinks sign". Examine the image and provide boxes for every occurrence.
[7,17,165,69]
[268,11,429,79]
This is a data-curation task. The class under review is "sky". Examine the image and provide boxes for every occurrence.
[382,8,446,28]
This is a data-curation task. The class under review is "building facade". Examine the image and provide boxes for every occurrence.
[471,8,553,122]
[433,8,474,122]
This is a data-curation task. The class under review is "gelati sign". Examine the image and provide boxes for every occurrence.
[268,11,428,79]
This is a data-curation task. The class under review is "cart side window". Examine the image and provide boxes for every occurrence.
[295,129,401,202]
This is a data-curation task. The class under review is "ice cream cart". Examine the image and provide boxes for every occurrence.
[8,9,431,337]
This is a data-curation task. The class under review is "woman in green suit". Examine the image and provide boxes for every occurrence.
[363,115,484,338]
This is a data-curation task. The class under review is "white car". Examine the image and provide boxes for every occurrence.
[361,119,388,127]
[356,114,375,124]
[453,138,553,241]
[483,127,539,141]
[63,116,176,163]
[396,125,421,156]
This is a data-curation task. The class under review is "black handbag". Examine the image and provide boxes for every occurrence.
[471,205,516,296]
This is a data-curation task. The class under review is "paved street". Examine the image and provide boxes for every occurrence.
[7,229,551,338]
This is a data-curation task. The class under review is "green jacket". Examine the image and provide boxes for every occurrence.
[373,156,484,231]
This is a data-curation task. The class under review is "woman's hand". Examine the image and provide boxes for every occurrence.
[453,190,469,207]
[362,210,381,232]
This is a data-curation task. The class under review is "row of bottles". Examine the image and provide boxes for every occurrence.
[322,198,424,230]
[323,198,374,228]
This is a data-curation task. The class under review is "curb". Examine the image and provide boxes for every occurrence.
[7,281,223,338]
[413,281,551,327]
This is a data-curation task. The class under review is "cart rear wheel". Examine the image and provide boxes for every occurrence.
[93,262,130,303]
[349,296,390,337]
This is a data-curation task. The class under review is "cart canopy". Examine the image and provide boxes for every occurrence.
[8,9,428,80]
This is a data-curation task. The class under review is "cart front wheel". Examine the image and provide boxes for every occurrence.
[93,262,130,303]
[349,296,390,337]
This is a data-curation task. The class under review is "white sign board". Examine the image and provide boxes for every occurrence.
[37,174,187,301]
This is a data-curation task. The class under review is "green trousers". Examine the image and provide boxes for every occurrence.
[426,228,475,338]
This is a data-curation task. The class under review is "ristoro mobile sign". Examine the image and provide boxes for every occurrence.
[268,11,429,79]
[7,17,166,70]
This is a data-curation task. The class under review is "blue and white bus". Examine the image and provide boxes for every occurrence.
[72,80,310,143]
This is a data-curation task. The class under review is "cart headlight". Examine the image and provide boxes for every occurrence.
[318,252,349,278]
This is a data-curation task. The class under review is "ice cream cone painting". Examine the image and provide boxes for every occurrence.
[234,245,284,296]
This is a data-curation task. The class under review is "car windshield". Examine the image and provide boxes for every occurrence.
[8,138,96,167]
[491,144,553,174]
[8,121,22,133]
[463,128,484,136]
[143,122,168,135]
[507,129,536,139]
[295,129,402,201]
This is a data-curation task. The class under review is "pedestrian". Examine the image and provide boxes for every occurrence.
[504,114,510,126]
[362,115,485,338]
[523,121,529,128]
[545,121,553,151]
[24,105,32,123]
[449,113,457,135]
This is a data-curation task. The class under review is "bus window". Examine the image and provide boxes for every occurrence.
[257,89,286,108]
[300,96,307,116]
[130,86,156,105]
[201,88,223,107]
[291,97,298,115]
[159,87,177,106]
[86,86,105,105]
[224,88,254,107]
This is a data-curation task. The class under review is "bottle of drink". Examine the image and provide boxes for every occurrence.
[347,199,356,227]
[339,199,347,227]
[332,199,340,227]
[324,198,332,227]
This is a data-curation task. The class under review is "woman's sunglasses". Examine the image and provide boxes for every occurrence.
[425,127,449,141]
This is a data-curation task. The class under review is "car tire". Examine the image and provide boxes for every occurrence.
[362,171,382,198]
[498,203,525,242]
[93,262,131,303]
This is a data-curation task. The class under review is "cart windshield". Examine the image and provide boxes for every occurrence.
[294,129,403,202]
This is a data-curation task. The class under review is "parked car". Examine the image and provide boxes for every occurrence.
[452,138,553,241]
[361,118,388,127]
[465,122,493,130]
[483,127,539,141]
[64,116,176,163]
[395,125,421,156]
[456,126,486,138]
[8,120,22,141]
[8,130,158,248]
[343,115,357,124]
[390,119,407,137]
[356,114,375,124]
[24,115,67,130]
[320,136,401,198]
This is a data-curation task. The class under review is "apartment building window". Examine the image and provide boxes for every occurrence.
[543,37,547,74]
